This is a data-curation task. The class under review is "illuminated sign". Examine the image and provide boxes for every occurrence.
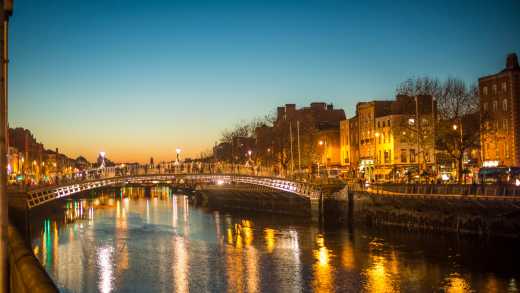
[482,160,499,167]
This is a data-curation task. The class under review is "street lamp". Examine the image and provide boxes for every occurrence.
[99,151,106,168]
[176,148,181,163]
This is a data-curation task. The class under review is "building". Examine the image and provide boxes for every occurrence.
[251,102,346,174]
[316,128,341,167]
[479,53,520,167]
[340,95,435,181]
[356,101,392,180]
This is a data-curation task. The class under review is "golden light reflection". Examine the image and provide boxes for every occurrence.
[172,196,178,228]
[264,228,275,253]
[241,221,253,247]
[341,240,354,270]
[173,237,189,293]
[246,246,259,293]
[115,198,129,271]
[444,273,472,293]
[365,255,400,293]
[312,234,333,293]
[484,275,499,293]
[97,245,114,293]
[146,199,150,224]
[225,237,244,292]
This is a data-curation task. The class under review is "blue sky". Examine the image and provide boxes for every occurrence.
[8,0,520,162]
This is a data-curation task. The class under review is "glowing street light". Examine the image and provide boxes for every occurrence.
[452,124,458,130]
[318,140,324,146]
[176,148,182,163]
[99,151,106,169]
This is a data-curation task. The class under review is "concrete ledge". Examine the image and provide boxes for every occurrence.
[8,223,58,293]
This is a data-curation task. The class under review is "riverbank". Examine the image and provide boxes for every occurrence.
[346,191,520,237]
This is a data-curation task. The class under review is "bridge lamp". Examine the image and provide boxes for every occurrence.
[318,140,324,146]
[216,179,225,185]
[408,118,415,125]
[176,148,181,162]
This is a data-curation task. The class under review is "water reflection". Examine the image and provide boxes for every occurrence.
[30,187,520,293]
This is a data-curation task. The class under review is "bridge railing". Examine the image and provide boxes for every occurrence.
[25,171,329,209]
[15,162,342,192]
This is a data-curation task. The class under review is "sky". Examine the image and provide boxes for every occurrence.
[8,0,520,163]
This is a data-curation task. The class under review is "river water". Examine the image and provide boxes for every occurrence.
[30,187,519,292]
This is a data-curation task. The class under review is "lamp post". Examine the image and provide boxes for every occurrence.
[318,139,328,177]
[176,148,181,163]
[0,2,13,291]
[453,122,464,183]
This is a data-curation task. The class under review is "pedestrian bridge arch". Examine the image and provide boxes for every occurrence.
[26,174,322,209]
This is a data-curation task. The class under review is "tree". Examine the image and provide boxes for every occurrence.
[396,77,480,182]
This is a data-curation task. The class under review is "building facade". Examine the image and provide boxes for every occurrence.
[340,95,435,182]
[479,53,520,167]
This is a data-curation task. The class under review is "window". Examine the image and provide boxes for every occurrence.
[400,149,407,163]
[410,149,416,163]
[503,99,508,111]
[502,82,507,92]
[506,143,510,159]
[377,121,380,128]
[388,120,391,127]
[493,100,498,112]
[424,152,430,162]
[384,151,389,164]
[483,86,488,96]
[483,102,488,111]
[503,119,508,131]
[493,84,497,94]
[494,120,499,130]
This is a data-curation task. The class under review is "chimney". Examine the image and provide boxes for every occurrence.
[506,53,519,70]
[327,104,333,111]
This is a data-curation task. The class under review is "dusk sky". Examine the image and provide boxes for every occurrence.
[8,0,520,163]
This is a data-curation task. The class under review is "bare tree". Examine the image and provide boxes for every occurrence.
[396,77,480,183]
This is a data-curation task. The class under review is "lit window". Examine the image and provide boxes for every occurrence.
[493,100,498,112]
[503,119,508,130]
[483,102,488,111]
[493,84,497,94]
[506,143,510,158]
[483,86,488,96]
[502,82,507,92]
[503,99,508,111]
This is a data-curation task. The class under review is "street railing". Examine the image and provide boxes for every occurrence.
[368,183,520,197]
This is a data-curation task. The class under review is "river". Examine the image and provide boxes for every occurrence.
[30,186,519,292]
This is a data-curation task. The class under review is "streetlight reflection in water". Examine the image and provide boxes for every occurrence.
[28,187,519,292]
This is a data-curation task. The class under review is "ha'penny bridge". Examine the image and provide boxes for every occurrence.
[23,164,330,210]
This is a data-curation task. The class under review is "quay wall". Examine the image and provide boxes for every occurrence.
[347,191,520,237]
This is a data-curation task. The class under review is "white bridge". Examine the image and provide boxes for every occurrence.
[26,173,323,209]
